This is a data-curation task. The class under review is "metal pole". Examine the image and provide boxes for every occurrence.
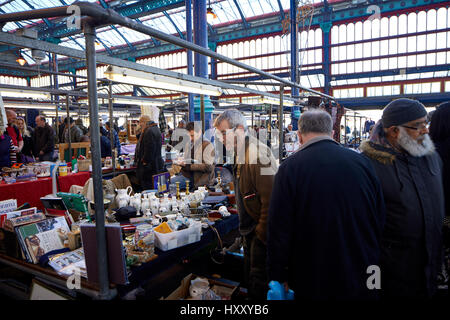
[269,104,272,143]
[200,94,205,134]
[108,80,116,176]
[84,22,111,300]
[186,0,195,122]
[251,105,254,128]
[344,114,347,146]
[279,86,284,162]
[66,94,72,162]
[290,0,300,130]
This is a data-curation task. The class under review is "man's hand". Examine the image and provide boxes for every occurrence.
[39,150,44,156]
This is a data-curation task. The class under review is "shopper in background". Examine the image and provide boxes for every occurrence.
[0,132,15,169]
[5,110,23,158]
[214,109,277,300]
[33,115,55,162]
[267,110,385,300]
[360,98,445,299]
[106,121,121,156]
[172,121,215,190]
[15,117,34,163]
[63,117,83,143]
[177,119,186,129]
[100,126,112,158]
[135,115,164,190]
[75,118,89,136]
[429,101,450,217]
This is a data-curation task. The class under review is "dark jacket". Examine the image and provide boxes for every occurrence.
[434,138,450,217]
[63,125,83,143]
[107,128,121,156]
[360,138,445,298]
[135,122,164,189]
[234,135,277,244]
[268,138,385,300]
[181,140,215,188]
[20,127,34,157]
[32,124,55,157]
[100,135,112,158]
[0,134,13,169]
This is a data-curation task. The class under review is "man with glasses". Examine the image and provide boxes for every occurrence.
[214,109,277,300]
[360,98,445,299]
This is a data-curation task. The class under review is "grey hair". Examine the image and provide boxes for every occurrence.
[298,110,333,135]
[214,108,247,131]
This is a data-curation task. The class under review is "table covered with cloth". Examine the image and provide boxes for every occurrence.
[0,172,91,211]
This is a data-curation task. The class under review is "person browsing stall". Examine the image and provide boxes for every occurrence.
[214,109,277,300]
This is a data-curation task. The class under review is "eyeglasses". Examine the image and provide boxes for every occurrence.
[400,121,429,131]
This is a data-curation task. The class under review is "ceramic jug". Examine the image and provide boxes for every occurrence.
[116,186,132,207]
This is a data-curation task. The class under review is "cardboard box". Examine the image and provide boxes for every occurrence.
[164,273,240,300]
[78,159,91,172]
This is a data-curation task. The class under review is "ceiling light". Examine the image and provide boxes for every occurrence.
[259,96,295,106]
[1,88,50,100]
[105,66,222,96]
[16,56,26,66]
[3,103,57,110]
[112,96,165,106]
[206,7,217,24]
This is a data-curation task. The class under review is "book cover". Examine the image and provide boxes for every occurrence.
[40,197,74,226]
[80,224,129,285]
[0,207,36,229]
[0,199,17,214]
[16,217,70,264]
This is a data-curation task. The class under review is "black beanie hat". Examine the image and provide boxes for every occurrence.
[382,98,427,128]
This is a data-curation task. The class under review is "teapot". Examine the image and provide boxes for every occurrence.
[150,199,160,215]
[141,194,150,215]
[116,186,132,208]
[130,193,141,215]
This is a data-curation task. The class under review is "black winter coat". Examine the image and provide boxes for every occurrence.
[268,139,385,300]
[434,138,450,217]
[32,124,55,157]
[360,140,445,298]
[135,123,164,189]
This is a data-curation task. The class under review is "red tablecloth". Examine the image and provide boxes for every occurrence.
[0,172,91,211]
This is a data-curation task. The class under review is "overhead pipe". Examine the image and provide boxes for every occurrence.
[0,2,334,100]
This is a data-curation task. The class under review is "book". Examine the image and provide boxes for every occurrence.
[16,217,70,264]
[4,210,43,232]
[40,197,74,226]
[80,224,129,285]
[48,247,87,278]
[1,207,36,229]
[0,199,17,214]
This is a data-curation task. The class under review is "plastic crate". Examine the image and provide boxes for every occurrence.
[154,221,202,251]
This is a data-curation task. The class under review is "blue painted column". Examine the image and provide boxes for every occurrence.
[193,0,214,130]
[321,22,332,95]
[186,0,195,122]
[321,0,332,95]
[290,0,300,130]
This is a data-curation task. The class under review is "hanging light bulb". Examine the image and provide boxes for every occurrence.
[206,1,217,25]
[16,53,26,66]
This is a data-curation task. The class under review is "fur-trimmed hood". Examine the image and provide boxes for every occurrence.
[359,140,397,165]
[359,120,399,165]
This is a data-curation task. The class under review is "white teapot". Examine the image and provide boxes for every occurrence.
[150,198,160,215]
[116,186,132,208]
[130,193,141,215]
[141,194,150,215]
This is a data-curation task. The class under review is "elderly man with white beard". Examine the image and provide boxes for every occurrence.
[360,98,445,299]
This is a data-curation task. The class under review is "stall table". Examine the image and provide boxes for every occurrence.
[0,172,91,211]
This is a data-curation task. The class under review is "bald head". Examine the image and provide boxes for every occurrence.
[6,110,17,125]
